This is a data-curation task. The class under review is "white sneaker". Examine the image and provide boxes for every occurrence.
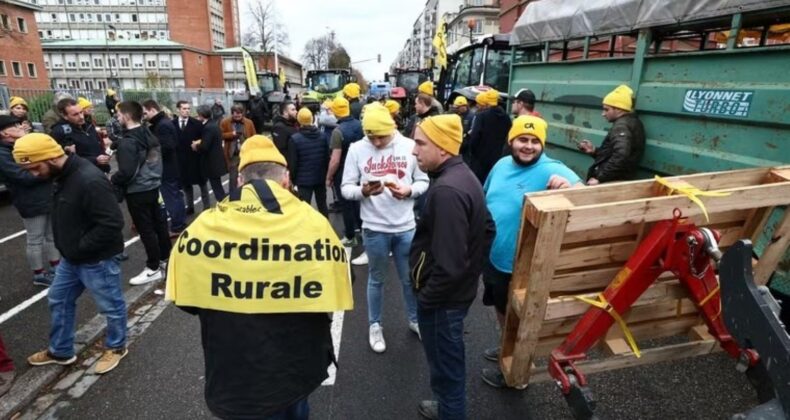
[129,267,163,285]
[409,322,421,340]
[369,323,386,353]
[352,252,369,266]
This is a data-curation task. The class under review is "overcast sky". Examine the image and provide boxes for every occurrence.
[238,0,426,82]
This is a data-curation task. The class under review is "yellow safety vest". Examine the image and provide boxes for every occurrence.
[165,179,353,314]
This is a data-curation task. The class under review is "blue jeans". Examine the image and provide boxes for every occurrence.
[160,177,187,232]
[418,306,469,420]
[48,256,127,358]
[363,228,418,325]
[334,176,360,240]
[265,397,309,420]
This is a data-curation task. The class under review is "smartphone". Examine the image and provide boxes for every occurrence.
[367,180,382,188]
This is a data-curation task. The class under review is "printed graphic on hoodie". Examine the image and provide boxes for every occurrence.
[364,155,408,179]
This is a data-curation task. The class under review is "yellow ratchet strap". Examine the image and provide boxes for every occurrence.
[654,176,731,222]
[574,293,642,358]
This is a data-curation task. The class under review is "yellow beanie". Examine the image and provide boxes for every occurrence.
[331,97,350,118]
[476,89,500,107]
[418,81,434,96]
[453,96,468,107]
[297,107,313,126]
[13,133,65,164]
[603,84,634,112]
[508,115,548,146]
[342,83,361,99]
[322,99,333,109]
[9,96,28,110]
[418,115,463,156]
[77,97,93,110]
[107,88,117,96]
[384,100,400,115]
[362,103,395,136]
[238,135,287,170]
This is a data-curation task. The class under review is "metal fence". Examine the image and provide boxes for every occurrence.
[0,87,239,126]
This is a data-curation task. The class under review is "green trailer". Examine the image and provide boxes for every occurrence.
[508,0,790,325]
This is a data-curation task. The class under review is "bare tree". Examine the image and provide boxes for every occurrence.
[302,31,339,70]
[242,0,290,69]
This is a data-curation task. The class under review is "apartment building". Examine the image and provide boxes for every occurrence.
[0,0,49,89]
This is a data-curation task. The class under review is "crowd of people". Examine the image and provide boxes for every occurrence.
[0,81,647,419]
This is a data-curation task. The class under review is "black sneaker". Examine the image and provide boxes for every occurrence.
[483,346,500,362]
[481,368,528,390]
[417,400,439,420]
[33,272,52,287]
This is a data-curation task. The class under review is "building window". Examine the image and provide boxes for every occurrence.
[69,14,75,22]
[51,13,58,22]
[97,14,102,22]
[97,80,107,90]
[80,60,90,68]
[84,80,94,90]
[17,18,27,33]
[11,61,22,77]
[94,58,103,68]
[120,57,130,68]
[44,59,50,69]
[159,59,169,68]
[131,14,138,23]
[0,15,9,30]
[197,55,203,65]
[0,61,5,76]
[27,63,37,78]
[109,58,117,68]
[69,80,80,89]
[146,59,156,68]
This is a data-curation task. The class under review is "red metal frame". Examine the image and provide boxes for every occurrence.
[549,213,760,394]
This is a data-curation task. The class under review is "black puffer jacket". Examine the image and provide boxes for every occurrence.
[587,113,645,182]
[410,156,495,309]
[53,155,124,264]
[0,141,53,218]
[111,125,162,194]
[288,126,329,187]
[271,115,299,158]
[464,106,512,184]
[148,111,180,181]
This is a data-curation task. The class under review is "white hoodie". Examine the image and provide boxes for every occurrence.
[341,132,429,233]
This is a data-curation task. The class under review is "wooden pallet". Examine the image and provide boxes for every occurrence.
[500,166,790,387]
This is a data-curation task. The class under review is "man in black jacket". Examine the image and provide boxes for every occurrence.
[464,89,512,184]
[14,133,128,375]
[0,116,60,287]
[577,84,645,185]
[143,100,186,234]
[271,101,298,157]
[288,107,329,216]
[194,105,227,203]
[113,101,171,286]
[51,98,111,173]
[174,101,210,214]
[403,93,440,139]
[410,114,495,420]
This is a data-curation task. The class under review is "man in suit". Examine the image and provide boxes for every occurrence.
[143,99,185,234]
[193,105,227,203]
[174,101,210,213]
[220,104,255,196]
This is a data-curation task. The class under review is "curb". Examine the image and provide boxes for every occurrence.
[0,279,161,419]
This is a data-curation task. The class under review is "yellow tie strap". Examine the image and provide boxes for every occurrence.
[654,176,731,222]
[574,293,642,358]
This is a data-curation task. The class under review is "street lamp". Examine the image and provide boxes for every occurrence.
[105,24,117,89]
[466,19,476,45]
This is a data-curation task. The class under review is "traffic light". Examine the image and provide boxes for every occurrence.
[377,54,381,63]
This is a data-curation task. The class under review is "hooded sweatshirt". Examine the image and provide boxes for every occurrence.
[111,125,163,194]
[341,132,429,233]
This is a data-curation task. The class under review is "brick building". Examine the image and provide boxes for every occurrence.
[499,0,534,34]
[0,0,48,89]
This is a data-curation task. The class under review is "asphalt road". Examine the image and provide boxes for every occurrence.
[0,181,763,419]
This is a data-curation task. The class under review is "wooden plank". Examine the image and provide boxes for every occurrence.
[501,209,569,387]
[754,208,790,285]
[564,182,790,233]
[603,338,632,356]
[688,324,714,342]
[767,168,790,183]
[551,266,623,295]
[528,340,721,383]
[555,240,637,271]
[562,223,641,245]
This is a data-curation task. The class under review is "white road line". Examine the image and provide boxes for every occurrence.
[323,311,345,386]
[0,180,230,326]
[0,229,26,245]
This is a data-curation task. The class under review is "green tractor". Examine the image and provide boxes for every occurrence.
[300,69,353,113]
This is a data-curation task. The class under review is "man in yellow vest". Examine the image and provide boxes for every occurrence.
[165,135,353,419]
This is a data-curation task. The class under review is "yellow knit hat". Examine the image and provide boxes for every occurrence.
[603,84,634,112]
[418,81,434,96]
[362,103,395,136]
[107,88,117,96]
[238,135,287,170]
[342,83,361,99]
[453,96,468,106]
[297,107,313,126]
[13,133,65,164]
[476,89,500,107]
[384,100,400,115]
[508,115,548,146]
[77,97,93,110]
[322,99,333,109]
[9,96,28,110]
[418,114,463,156]
[331,97,350,118]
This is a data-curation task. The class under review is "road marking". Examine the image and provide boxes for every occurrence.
[0,229,26,245]
[0,180,229,326]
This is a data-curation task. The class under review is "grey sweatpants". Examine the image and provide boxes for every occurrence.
[22,214,60,272]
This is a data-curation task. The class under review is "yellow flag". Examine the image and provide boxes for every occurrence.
[432,18,448,69]
[279,66,287,85]
[241,47,260,92]
[165,180,354,314]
